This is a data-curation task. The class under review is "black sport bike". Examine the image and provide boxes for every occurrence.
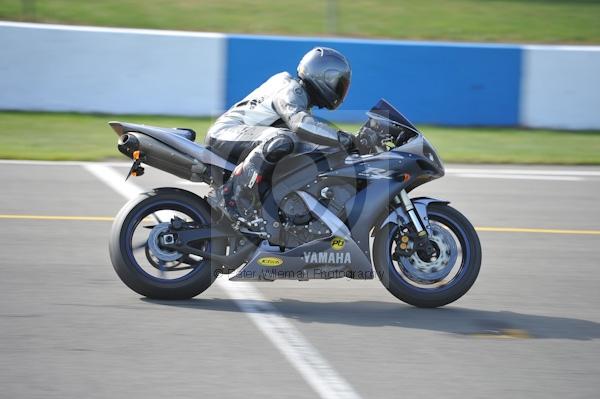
[108,99,481,308]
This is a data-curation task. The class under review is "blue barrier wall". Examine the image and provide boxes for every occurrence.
[227,35,523,125]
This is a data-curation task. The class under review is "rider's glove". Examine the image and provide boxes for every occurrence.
[337,131,357,153]
[357,127,379,153]
[357,126,394,153]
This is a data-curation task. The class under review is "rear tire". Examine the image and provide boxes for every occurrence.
[109,188,225,299]
[373,203,481,308]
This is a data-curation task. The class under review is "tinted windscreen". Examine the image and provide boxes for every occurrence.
[359,99,421,143]
[364,99,420,134]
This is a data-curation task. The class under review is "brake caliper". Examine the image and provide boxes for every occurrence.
[393,227,416,259]
[393,226,438,261]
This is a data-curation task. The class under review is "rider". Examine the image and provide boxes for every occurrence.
[206,47,355,227]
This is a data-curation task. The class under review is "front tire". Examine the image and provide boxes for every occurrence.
[373,203,481,308]
[109,188,225,299]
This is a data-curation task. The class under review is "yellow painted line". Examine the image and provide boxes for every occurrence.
[0,214,114,222]
[0,214,599,236]
[476,226,600,235]
[468,329,532,339]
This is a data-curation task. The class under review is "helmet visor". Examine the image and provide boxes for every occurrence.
[334,74,350,107]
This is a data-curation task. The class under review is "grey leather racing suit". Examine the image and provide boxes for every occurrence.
[206,72,342,164]
[206,71,345,221]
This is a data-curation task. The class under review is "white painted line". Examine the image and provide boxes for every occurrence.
[446,167,600,176]
[83,163,361,399]
[219,280,361,399]
[176,179,207,185]
[83,164,178,223]
[0,159,130,167]
[83,163,144,200]
[522,44,600,52]
[3,159,600,180]
[0,21,225,38]
[454,173,584,181]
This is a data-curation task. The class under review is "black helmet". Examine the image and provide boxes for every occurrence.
[297,47,351,110]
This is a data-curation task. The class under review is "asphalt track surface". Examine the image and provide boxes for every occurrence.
[1,160,600,399]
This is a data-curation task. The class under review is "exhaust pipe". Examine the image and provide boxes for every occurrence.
[117,133,140,157]
[118,132,207,181]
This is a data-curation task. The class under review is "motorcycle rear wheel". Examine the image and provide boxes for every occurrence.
[109,188,224,299]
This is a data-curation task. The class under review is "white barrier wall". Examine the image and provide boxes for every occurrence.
[0,22,226,116]
[521,46,600,130]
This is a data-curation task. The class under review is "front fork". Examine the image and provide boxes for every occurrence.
[395,190,427,238]
[393,190,437,258]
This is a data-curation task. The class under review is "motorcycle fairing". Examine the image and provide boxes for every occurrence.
[342,149,446,260]
[229,234,373,281]
[320,151,406,181]
[230,189,372,280]
[262,149,445,264]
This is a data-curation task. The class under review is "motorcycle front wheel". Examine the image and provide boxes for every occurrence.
[373,203,482,308]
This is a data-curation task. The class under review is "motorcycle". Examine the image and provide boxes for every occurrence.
[108,99,481,308]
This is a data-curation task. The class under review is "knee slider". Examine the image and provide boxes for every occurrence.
[263,135,294,163]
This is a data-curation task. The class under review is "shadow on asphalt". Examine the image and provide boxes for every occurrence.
[143,298,600,340]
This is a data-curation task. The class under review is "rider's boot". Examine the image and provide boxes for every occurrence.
[211,148,274,230]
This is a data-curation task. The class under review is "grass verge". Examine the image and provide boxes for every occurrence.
[1,0,599,44]
[0,111,599,164]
